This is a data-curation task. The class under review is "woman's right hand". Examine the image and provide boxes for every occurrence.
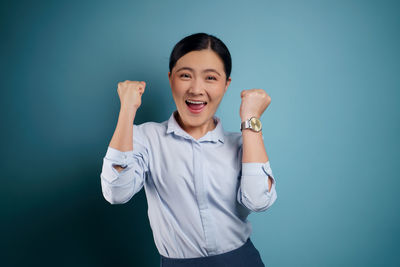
[117,80,146,110]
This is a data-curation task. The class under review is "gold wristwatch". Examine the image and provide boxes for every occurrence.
[240,117,262,132]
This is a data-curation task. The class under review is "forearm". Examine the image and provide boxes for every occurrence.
[109,108,137,171]
[241,130,272,191]
[241,130,268,163]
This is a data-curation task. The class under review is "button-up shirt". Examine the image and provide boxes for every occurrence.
[100,110,278,258]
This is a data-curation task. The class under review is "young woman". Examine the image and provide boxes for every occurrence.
[100,33,277,267]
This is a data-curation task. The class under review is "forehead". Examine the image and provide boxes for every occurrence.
[175,50,224,71]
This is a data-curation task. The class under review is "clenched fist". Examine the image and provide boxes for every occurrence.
[240,89,271,121]
[117,80,146,110]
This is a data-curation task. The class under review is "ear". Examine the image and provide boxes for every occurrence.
[224,77,232,93]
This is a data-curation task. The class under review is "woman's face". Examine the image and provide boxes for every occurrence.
[168,49,231,130]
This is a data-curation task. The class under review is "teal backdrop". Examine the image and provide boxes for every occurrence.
[1,0,399,266]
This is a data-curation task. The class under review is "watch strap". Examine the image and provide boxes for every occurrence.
[240,119,251,131]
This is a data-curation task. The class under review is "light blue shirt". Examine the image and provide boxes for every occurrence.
[100,110,277,258]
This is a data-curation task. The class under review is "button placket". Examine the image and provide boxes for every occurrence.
[192,141,217,254]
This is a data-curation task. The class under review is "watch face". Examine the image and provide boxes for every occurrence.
[250,117,262,132]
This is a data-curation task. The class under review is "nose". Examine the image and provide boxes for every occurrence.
[188,77,205,95]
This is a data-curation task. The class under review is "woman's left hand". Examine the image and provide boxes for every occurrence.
[240,89,271,121]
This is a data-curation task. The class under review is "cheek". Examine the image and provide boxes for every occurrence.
[171,80,186,95]
[209,85,226,100]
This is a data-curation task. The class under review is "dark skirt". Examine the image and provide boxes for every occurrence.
[159,238,265,267]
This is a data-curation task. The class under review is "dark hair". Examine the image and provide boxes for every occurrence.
[169,33,232,82]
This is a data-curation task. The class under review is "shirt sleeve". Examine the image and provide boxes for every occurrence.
[100,124,150,204]
[236,143,278,212]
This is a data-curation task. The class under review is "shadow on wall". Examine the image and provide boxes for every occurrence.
[1,74,168,267]
[4,159,159,267]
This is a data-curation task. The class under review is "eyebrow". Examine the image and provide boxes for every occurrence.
[175,67,221,77]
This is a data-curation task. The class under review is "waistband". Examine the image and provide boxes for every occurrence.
[160,238,263,266]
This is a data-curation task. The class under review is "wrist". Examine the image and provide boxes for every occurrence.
[120,105,138,113]
[241,114,260,121]
[241,129,263,137]
[240,116,262,132]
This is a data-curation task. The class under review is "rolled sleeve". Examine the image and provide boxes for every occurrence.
[237,161,278,212]
[100,124,150,205]
[102,146,135,183]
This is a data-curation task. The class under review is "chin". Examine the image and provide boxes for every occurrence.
[178,108,208,124]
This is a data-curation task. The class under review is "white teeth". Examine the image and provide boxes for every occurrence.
[186,100,206,104]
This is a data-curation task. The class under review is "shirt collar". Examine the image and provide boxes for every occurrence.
[166,110,225,143]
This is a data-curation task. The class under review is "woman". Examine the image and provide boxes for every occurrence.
[100,33,277,267]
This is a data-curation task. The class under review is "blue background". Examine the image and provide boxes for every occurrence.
[1,0,399,266]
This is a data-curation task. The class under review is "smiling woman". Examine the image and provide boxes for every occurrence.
[166,33,232,140]
[168,45,232,139]
[100,32,277,267]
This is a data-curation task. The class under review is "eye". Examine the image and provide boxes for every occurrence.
[180,73,191,79]
[206,76,217,80]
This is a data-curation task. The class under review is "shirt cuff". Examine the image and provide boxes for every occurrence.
[242,161,276,187]
[241,161,271,175]
[105,146,134,168]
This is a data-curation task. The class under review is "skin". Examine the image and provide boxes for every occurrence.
[168,49,231,140]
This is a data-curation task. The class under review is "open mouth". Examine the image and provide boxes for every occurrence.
[185,99,207,114]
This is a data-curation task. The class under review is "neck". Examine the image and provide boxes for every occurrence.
[175,111,216,140]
